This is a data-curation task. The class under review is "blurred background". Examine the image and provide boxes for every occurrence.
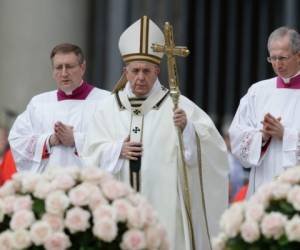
[0,0,299,130]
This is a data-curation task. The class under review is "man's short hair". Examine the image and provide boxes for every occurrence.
[50,43,85,64]
[268,26,300,54]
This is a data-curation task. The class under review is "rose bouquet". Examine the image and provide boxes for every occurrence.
[0,167,169,250]
[213,166,300,250]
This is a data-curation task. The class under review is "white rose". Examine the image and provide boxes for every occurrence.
[144,225,161,249]
[93,204,117,225]
[2,195,16,215]
[0,181,16,197]
[44,231,71,250]
[240,220,260,243]
[64,207,91,233]
[13,195,32,212]
[0,230,14,249]
[278,167,300,184]
[287,186,300,211]
[10,210,35,231]
[127,207,146,229]
[51,174,76,191]
[45,190,70,215]
[120,229,146,250]
[12,229,31,249]
[220,202,244,237]
[285,215,300,242]
[42,213,64,231]
[21,173,41,193]
[88,187,108,210]
[212,233,227,250]
[245,201,264,222]
[80,166,110,183]
[0,199,6,222]
[271,182,291,200]
[261,212,287,239]
[112,198,132,222]
[93,218,118,242]
[33,180,53,199]
[68,183,92,207]
[101,179,131,200]
[29,221,53,245]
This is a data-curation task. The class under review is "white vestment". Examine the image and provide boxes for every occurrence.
[229,77,300,197]
[83,80,229,250]
[9,87,110,173]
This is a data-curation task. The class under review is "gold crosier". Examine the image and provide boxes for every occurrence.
[152,23,196,250]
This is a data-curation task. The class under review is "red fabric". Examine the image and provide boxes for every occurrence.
[42,142,50,159]
[0,149,17,185]
[232,184,248,202]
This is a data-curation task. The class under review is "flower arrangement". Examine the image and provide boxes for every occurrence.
[213,166,300,250]
[0,167,169,250]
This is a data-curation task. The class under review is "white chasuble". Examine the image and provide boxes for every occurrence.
[83,80,229,250]
[9,88,109,173]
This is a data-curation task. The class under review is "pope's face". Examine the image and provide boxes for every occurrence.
[52,52,86,93]
[268,35,300,78]
[125,61,160,97]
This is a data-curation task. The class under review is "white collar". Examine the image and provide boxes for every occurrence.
[281,70,300,84]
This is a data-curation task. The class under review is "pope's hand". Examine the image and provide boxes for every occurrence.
[120,136,143,160]
[173,108,187,130]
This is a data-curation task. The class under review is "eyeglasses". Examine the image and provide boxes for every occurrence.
[53,63,80,73]
[267,54,295,63]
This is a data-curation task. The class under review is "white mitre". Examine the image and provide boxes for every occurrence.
[119,16,165,65]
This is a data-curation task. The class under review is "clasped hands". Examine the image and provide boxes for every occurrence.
[260,113,284,143]
[49,121,75,147]
[120,108,187,160]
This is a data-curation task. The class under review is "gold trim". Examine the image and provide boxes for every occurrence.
[196,135,212,250]
[123,54,161,65]
[140,16,149,54]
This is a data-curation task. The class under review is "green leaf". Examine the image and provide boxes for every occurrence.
[32,198,46,219]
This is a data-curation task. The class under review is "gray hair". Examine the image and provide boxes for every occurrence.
[267,26,300,54]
